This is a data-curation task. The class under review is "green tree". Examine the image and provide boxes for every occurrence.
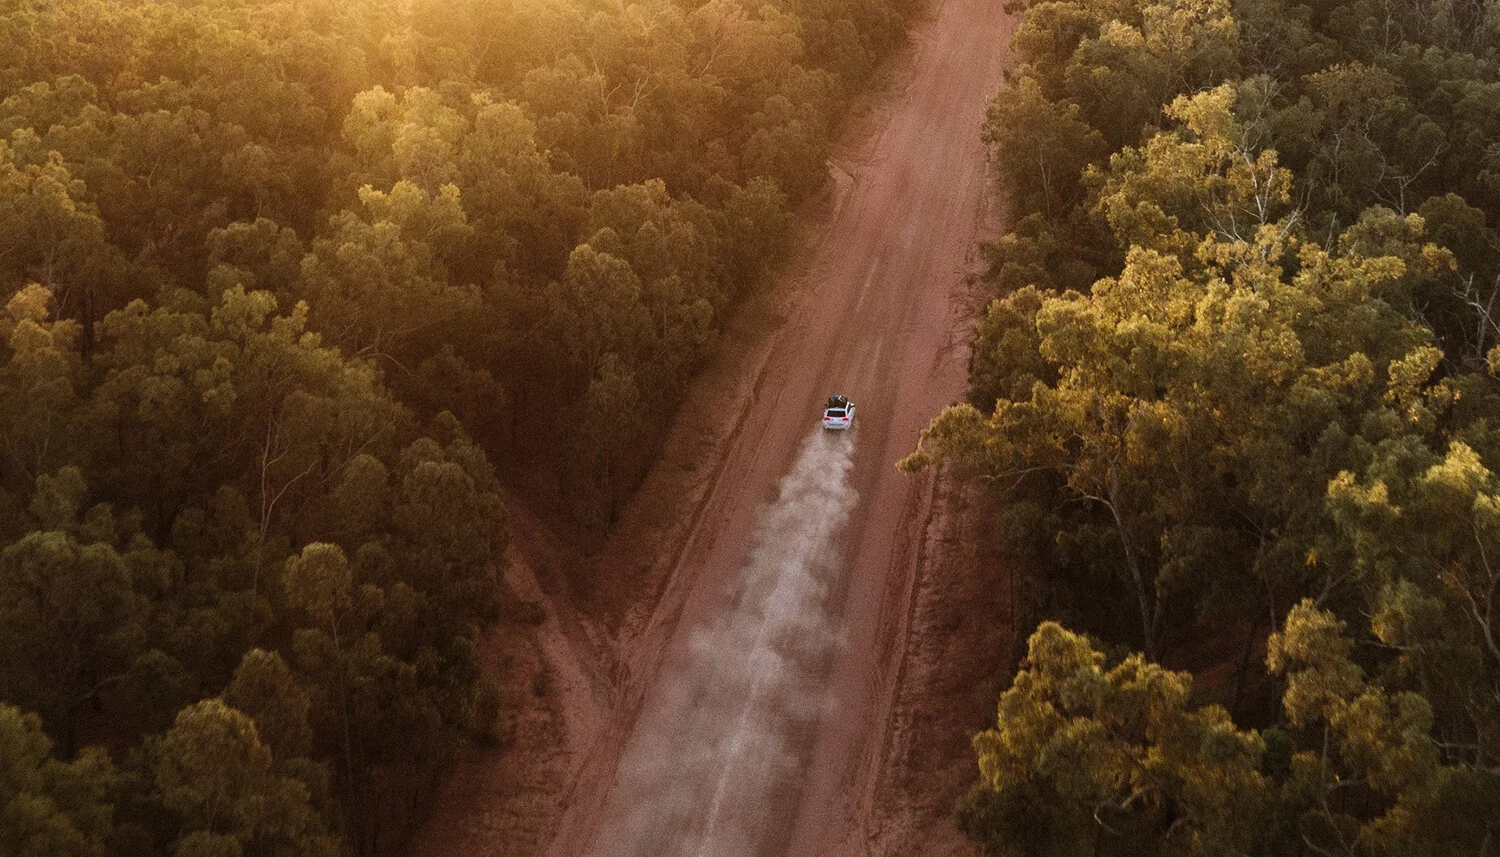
[545,243,651,379]
[960,622,1268,857]
[154,699,336,857]
[985,77,1108,219]
[0,518,145,753]
[282,542,355,802]
[944,0,1500,849]
[456,98,586,282]
[297,181,479,359]
[0,285,85,485]
[222,649,314,764]
[0,140,115,316]
[0,702,116,857]
[907,88,1445,662]
[1267,601,1500,855]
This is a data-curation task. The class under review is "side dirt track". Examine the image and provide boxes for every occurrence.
[408,0,1018,852]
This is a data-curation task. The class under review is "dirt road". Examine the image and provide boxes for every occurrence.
[532,0,1017,852]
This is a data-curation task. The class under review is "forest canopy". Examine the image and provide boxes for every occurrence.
[904,0,1500,851]
[0,0,916,853]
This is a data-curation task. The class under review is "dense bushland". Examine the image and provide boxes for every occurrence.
[904,0,1500,851]
[0,0,915,853]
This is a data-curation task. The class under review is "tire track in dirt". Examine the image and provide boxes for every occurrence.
[592,432,860,857]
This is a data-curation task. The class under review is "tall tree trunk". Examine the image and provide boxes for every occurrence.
[1231,587,1267,720]
[1102,470,1157,660]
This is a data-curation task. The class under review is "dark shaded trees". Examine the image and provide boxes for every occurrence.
[0,703,117,857]
[0,287,508,855]
[0,0,918,853]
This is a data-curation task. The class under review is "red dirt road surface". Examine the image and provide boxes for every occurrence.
[407,0,1017,853]
[535,0,1018,853]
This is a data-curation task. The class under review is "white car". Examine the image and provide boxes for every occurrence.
[822,394,855,430]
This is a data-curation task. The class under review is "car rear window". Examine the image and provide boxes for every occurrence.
[827,409,846,417]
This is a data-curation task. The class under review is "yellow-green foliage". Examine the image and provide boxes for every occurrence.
[934,0,1500,848]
